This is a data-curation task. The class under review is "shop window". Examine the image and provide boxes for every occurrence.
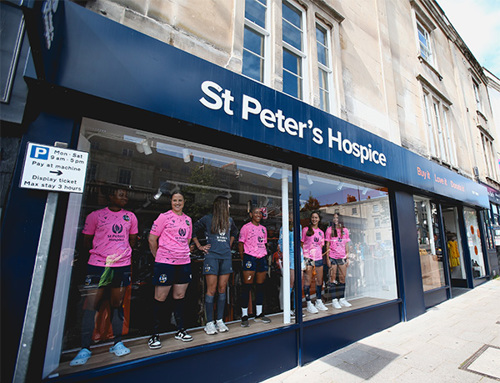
[243,0,269,83]
[43,118,293,377]
[414,197,446,291]
[463,207,486,278]
[298,169,397,320]
[0,3,25,103]
[282,0,307,100]
[441,205,467,282]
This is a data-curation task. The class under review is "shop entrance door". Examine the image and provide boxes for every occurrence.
[441,206,467,288]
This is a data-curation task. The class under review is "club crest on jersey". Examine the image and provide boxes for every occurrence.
[185,220,190,226]
[112,224,123,234]
[123,215,130,221]
[159,274,168,284]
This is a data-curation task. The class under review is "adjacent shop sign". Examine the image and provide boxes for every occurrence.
[20,143,88,193]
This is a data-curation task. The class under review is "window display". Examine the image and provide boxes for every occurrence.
[44,118,293,376]
[463,207,486,278]
[414,197,446,291]
[298,169,398,320]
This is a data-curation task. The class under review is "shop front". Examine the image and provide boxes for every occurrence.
[1,2,492,383]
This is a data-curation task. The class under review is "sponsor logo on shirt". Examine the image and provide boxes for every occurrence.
[179,228,187,237]
[112,224,123,234]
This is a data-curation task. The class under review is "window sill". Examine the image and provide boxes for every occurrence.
[418,55,443,81]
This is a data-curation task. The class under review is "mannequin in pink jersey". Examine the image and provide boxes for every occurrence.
[326,213,352,309]
[239,206,272,327]
[301,211,328,314]
[70,187,138,366]
[148,192,193,349]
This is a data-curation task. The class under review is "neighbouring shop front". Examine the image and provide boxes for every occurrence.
[1,2,494,383]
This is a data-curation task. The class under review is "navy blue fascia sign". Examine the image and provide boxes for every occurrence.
[26,0,488,208]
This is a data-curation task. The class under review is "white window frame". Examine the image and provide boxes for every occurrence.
[422,88,456,165]
[282,0,309,101]
[481,131,498,180]
[243,0,271,85]
[473,79,482,112]
[315,20,334,113]
[417,19,434,66]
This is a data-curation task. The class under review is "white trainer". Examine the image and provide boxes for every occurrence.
[204,321,217,335]
[332,298,342,309]
[215,319,229,333]
[339,298,352,307]
[306,301,319,314]
[315,299,328,311]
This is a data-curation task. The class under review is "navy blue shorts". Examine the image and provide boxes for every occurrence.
[203,258,233,275]
[242,254,268,272]
[305,258,323,268]
[153,262,192,286]
[84,265,131,289]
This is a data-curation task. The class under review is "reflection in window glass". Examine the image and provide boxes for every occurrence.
[243,0,267,83]
[414,197,445,291]
[245,0,267,28]
[463,207,486,278]
[46,119,293,376]
[298,169,397,320]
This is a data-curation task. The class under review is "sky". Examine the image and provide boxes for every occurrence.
[436,0,500,78]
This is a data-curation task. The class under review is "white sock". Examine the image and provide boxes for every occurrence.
[242,308,248,317]
[256,305,263,316]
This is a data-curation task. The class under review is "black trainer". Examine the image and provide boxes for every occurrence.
[148,334,161,349]
[241,315,249,327]
[174,329,193,342]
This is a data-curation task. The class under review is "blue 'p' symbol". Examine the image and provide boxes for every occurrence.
[30,145,49,160]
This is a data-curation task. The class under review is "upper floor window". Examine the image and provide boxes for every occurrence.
[282,1,306,100]
[316,22,332,113]
[243,0,269,83]
[417,20,433,65]
[481,131,498,180]
[422,89,457,166]
[473,79,482,112]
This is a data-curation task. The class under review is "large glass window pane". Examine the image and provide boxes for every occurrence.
[283,49,301,98]
[242,49,263,82]
[245,0,267,28]
[243,26,264,81]
[463,207,486,278]
[414,197,446,291]
[298,169,397,320]
[282,2,302,51]
[44,118,293,377]
[244,26,263,55]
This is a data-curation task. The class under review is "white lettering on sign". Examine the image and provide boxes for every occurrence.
[199,80,387,167]
[20,143,88,194]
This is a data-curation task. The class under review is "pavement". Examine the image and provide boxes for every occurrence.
[262,279,500,383]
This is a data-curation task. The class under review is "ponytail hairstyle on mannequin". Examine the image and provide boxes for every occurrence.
[211,196,230,234]
[332,213,345,238]
[306,211,321,236]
